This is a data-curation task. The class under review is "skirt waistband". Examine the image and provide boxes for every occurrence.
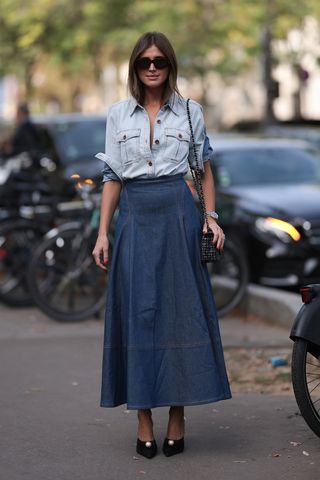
[123,173,184,186]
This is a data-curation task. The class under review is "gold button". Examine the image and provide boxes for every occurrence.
[123,134,126,140]
[148,161,152,166]
[155,139,160,144]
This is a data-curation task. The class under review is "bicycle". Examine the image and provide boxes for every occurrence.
[0,152,76,306]
[207,238,249,317]
[27,177,114,322]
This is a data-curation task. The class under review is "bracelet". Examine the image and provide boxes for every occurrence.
[206,211,219,220]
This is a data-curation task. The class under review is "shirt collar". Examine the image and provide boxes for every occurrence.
[129,92,180,116]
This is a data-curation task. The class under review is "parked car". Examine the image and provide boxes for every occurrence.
[33,113,106,191]
[208,137,320,288]
[264,124,320,150]
[1,113,106,198]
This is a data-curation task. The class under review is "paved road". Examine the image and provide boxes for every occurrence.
[0,305,318,480]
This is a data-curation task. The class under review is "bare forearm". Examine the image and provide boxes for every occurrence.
[98,180,122,236]
[202,161,216,212]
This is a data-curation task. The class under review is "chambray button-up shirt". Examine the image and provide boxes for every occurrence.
[95,93,213,183]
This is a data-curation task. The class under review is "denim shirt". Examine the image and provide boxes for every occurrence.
[95,93,213,183]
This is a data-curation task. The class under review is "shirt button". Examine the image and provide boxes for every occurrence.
[148,161,153,166]
[157,119,161,124]
[178,133,182,138]
[123,134,126,140]
[155,139,160,144]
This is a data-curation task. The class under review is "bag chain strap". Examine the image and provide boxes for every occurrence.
[186,98,210,232]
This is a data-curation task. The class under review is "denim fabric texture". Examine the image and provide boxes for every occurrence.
[95,93,210,182]
[100,174,232,409]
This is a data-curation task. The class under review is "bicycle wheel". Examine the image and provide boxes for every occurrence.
[27,224,108,322]
[0,219,45,306]
[207,239,249,317]
[292,338,320,438]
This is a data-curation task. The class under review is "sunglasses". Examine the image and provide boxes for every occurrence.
[135,56,169,70]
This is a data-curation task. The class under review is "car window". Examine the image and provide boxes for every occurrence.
[213,148,320,186]
[51,120,105,163]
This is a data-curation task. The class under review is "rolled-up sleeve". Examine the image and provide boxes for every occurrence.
[101,164,119,183]
[188,100,206,171]
[95,104,122,182]
[203,129,213,163]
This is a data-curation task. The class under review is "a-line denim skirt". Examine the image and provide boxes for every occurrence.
[100,173,232,409]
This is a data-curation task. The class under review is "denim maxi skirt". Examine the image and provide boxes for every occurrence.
[100,173,232,409]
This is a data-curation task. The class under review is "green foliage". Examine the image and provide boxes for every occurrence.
[0,0,319,101]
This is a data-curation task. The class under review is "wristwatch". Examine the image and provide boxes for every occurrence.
[206,211,219,220]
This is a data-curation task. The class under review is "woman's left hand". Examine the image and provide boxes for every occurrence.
[203,218,225,251]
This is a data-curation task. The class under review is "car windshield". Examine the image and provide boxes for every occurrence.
[214,147,320,187]
[51,119,105,163]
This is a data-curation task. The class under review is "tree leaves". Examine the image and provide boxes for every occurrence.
[0,0,319,105]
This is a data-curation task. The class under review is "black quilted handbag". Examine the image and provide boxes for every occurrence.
[186,98,222,263]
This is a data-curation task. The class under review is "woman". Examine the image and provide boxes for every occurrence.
[92,31,232,459]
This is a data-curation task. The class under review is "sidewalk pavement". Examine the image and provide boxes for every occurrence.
[0,304,319,480]
[0,302,293,348]
[239,283,302,329]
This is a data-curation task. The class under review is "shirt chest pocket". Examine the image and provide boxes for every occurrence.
[116,128,141,164]
[164,128,190,163]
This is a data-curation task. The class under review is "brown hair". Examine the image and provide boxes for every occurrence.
[127,31,181,106]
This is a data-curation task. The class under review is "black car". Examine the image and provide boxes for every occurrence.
[1,113,107,196]
[0,113,107,211]
[33,113,106,189]
[208,137,320,288]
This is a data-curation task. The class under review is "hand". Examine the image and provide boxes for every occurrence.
[92,234,109,271]
[203,218,225,251]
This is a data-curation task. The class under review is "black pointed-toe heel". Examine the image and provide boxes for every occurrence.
[136,438,158,459]
[162,437,184,457]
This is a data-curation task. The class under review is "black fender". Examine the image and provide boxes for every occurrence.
[290,295,320,348]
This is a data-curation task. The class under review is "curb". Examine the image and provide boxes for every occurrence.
[238,283,302,329]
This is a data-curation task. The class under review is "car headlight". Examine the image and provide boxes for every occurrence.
[255,217,301,243]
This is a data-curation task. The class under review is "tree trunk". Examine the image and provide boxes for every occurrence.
[261,25,276,125]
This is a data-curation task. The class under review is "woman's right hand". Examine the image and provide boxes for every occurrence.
[92,234,109,271]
